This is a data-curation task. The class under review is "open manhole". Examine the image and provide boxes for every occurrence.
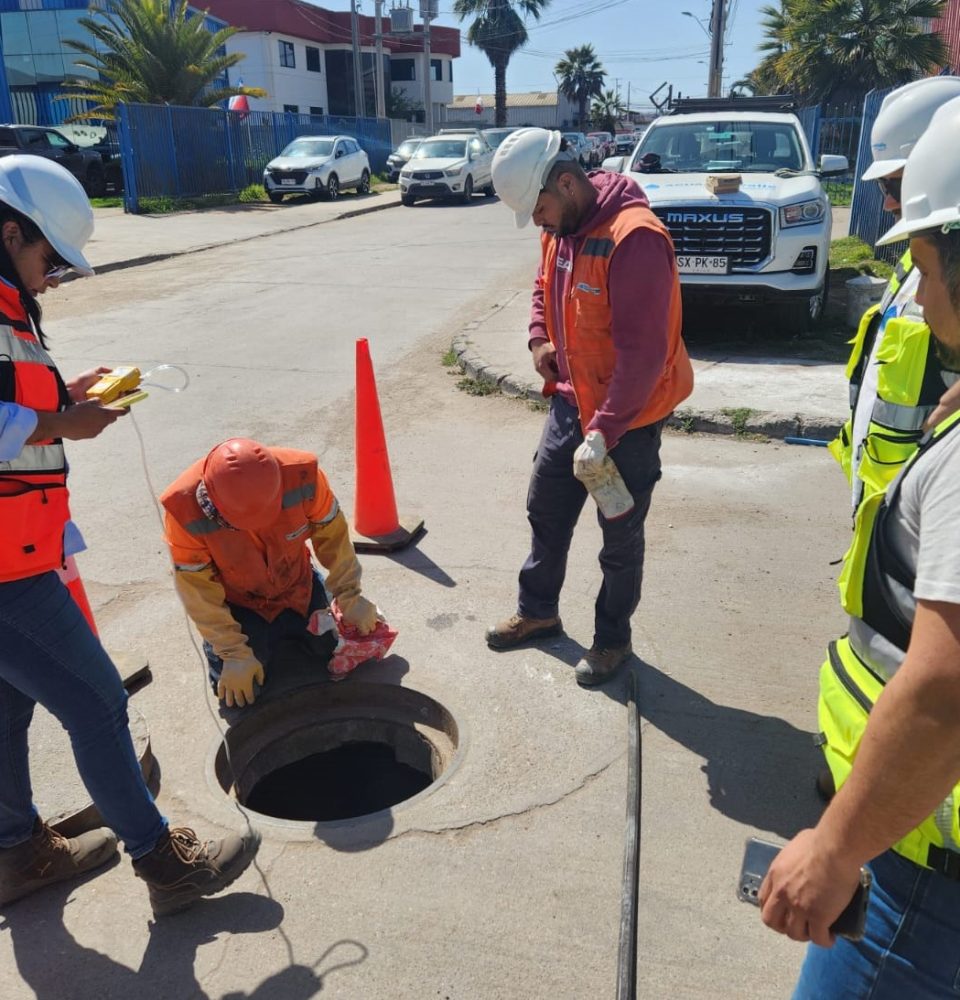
[212,682,459,824]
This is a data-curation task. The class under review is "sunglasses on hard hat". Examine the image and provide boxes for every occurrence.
[878,175,902,202]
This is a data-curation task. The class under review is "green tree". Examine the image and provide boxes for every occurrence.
[60,0,265,119]
[590,88,624,134]
[453,0,550,127]
[753,0,947,104]
[556,44,605,131]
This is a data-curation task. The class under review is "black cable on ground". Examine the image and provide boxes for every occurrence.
[617,669,641,1000]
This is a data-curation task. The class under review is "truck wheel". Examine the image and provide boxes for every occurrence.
[401,194,417,206]
[84,163,105,199]
[459,175,474,204]
[268,191,284,204]
[779,273,829,336]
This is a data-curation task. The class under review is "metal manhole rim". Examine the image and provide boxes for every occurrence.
[203,680,468,834]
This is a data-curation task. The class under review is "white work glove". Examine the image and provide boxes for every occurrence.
[337,594,379,635]
[217,658,265,708]
[573,430,608,480]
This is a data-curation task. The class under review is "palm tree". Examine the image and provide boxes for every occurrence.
[590,89,624,135]
[556,45,605,131]
[453,0,550,127]
[753,0,947,104]
[60,0,265,119]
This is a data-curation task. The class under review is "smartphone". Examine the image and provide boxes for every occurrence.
[737,836,872,941]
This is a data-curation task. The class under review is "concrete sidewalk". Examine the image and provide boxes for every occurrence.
[83,188,402,273]
[452,286,847,441]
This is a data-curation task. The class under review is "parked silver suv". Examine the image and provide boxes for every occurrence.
[263,135,371,203]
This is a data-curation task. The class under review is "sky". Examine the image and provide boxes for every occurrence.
[326,0,770,108]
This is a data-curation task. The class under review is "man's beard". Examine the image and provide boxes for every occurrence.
[933,335,960,371]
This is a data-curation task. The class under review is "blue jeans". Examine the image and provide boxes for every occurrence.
[205,571,337,691]
[519,395,663,648]
[794,849,960,999]
[0,571,167,859]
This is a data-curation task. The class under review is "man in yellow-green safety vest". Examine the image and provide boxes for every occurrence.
[832,76,960,515]
[759,95,960,999]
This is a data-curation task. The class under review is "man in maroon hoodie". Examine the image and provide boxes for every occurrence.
[484,128,693,685]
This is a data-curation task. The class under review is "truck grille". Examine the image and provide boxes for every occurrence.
[269,169,308,184]
[653,206,772,268]
[411,170,443,180]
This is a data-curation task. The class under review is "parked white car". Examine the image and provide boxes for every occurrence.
[602,101,847,333]
[399,132,495,205]
[263,135,371,203]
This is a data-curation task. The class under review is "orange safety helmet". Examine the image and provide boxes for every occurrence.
[202,438,282,530]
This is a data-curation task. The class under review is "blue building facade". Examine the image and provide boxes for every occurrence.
[0,0,229,126]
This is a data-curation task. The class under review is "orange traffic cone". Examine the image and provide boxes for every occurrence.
[353,338,423,552]
[57,555,98,636]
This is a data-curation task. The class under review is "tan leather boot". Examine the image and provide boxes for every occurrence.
[485,614,562,650]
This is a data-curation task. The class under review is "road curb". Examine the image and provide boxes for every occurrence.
[86,197,402,277]
[451,333,842,442]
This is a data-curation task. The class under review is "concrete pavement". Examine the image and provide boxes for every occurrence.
[82,193,850,440]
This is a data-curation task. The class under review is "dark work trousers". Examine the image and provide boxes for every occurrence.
[204,571,337,692]
[518,394,663,648]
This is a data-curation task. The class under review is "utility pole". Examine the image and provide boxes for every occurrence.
[708,0,726,98]
[420,0,437,134]
[374,0,386,118]
[351,0,364,118]
[626,81,630,119]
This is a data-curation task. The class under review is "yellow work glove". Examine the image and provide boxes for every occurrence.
[310,509,378,635]
[217,658,265,708]
[173,567,265,706]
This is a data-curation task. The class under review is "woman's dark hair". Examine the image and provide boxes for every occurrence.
[0,206,47,347]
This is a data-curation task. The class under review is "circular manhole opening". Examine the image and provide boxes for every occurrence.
[212,682,459,824]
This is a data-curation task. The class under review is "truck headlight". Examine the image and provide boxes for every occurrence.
[780,199,826,227]
[443,161,466,177]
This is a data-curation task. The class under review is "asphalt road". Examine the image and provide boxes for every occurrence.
[4,201,853,999]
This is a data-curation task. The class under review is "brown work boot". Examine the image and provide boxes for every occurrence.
[485,613,562,650]
[0,817,118,907]
[133,826,260,917]
[575,643,633,686]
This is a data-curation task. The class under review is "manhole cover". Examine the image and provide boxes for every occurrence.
[211,682,459,826]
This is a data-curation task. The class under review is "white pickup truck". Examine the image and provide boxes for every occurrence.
[602,97,848,334]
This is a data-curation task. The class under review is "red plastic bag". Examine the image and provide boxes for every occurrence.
[327,602,397,680]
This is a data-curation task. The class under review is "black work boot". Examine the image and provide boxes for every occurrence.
[133,826,261,917]
[485,614,563,650]
[0,817,118,907]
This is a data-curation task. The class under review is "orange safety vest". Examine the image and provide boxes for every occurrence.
[160,448,334,622]
[540,205,693,433]
[0,280,71,583]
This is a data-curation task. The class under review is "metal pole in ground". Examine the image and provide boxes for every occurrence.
[374,0,386,119]
[351,0,365,118]
[616,670,641,1000]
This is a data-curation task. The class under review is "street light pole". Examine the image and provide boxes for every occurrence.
[351,0,364,117]
[374,0,386,118]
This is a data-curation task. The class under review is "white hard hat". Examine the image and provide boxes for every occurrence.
[878,95,960,245]
[491,127,563,228]
[862,76,960,181]
[0,156,94,275]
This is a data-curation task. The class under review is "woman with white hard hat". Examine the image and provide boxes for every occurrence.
[0,156,258,916]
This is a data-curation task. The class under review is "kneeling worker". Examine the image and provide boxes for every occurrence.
[161,438,378,706]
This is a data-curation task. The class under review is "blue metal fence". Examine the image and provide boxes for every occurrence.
[849,86,898,262]
[117,102,393,213]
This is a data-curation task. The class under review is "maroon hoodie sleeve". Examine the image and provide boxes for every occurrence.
[529,260,548,346]
[586,228,676,447]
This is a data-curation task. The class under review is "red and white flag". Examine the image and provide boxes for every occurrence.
[475,93,483,116]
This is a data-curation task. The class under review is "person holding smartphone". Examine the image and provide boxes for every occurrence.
[0,156,259,916]
[759,99,960,997]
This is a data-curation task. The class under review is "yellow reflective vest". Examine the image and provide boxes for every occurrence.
[820,411,960,873]
[829,251,944,511]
